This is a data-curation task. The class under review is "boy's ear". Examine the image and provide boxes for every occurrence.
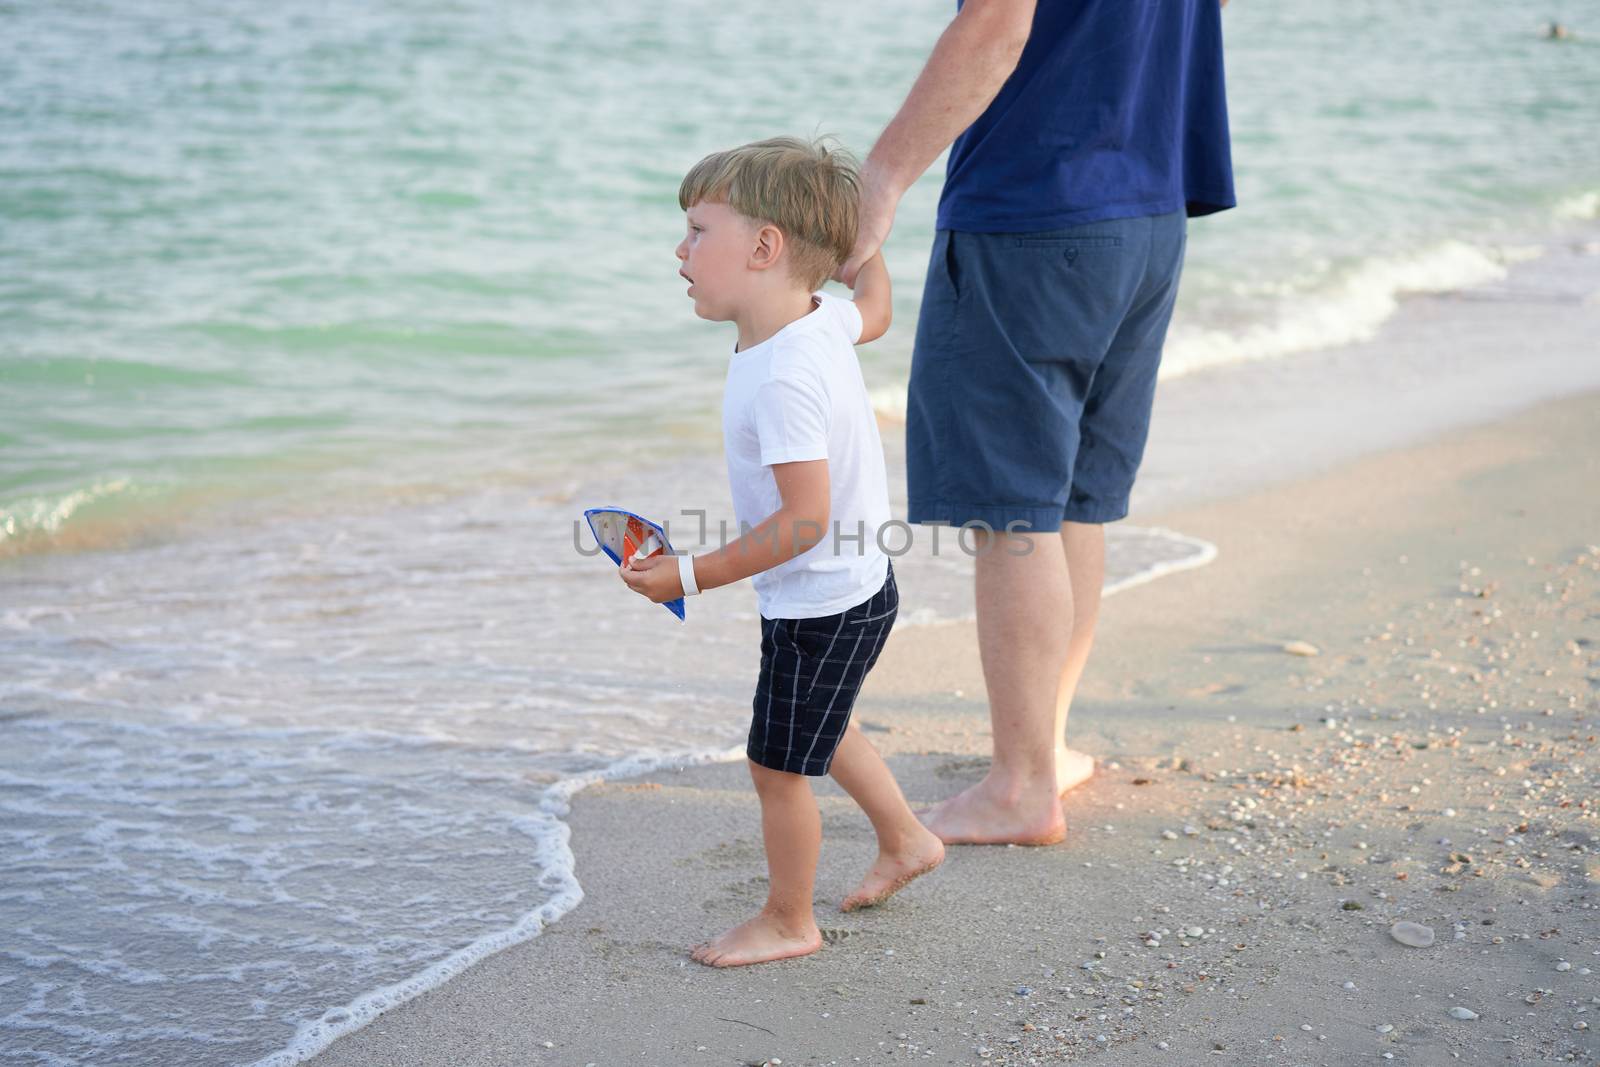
[748,223,784,273]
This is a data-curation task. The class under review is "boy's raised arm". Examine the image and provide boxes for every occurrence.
[851,251,892,345]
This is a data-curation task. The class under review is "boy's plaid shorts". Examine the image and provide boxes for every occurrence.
[748,562,898,776]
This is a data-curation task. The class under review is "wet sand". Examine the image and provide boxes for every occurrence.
[311,390,1599,1066]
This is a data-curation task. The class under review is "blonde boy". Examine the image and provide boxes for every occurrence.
[621,137,942,967]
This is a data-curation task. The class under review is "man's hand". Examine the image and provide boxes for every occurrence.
[838,168,898,288]
[838,0,1034,288]
[619,554,684,604]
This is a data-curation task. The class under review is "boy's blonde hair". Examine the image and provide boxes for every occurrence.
[679,136,860,292]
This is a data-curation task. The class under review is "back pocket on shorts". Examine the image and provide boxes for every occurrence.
[998,236,1130,362]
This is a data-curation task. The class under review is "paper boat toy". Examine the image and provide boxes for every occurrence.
[583,507,686,621]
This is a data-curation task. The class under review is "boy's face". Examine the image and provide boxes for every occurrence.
[675,200,761,322]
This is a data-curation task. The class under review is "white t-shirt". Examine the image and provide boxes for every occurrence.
[721,291,891,620]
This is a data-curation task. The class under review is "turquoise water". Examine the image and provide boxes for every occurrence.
[3,0,1597,557]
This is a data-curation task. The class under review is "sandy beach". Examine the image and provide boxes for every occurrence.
[308,390,1599,1067]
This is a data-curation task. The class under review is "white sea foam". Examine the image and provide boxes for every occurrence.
[1162,239,1537,378]
[868,384,908,424]
[1102,527,1219,596]
[0,478,136,547]
[1554,189,1600,220]
[889,524,1219,629]
[246,744,744,1067]
[867,238,1548,426]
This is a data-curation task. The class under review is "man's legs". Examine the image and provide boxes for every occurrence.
[1054,521,1105,794]
[921,528,1071,845]
[909,212,1185,846]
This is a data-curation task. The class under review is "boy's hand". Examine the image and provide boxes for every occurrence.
[619,554,684,603]
[846,250,892,345]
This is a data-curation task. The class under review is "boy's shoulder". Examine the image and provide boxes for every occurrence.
[807,291,864,347]
[769,293,862,365]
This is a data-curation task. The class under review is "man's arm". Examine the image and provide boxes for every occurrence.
[851,251,892,345]
[839,0,1036,286]
[619,460,830,602]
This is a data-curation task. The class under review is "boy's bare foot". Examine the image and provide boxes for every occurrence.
[689,911,822,968]
[919,777,1066,846]
[840,830,945,912]
[1055,748,1096,796]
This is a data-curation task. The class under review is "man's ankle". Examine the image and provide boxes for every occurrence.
[982,769,1061,808]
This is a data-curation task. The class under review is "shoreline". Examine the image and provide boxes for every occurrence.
[6,215,1599,570]
[310,389,1600,1066]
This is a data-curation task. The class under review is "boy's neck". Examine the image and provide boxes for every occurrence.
[734,288,819,353]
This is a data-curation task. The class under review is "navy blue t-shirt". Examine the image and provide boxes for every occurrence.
[936,0,1236,232]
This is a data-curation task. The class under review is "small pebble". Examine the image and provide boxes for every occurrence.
[1555,961,1572,972]
[1390,921,1435,948]
[1186,927,1205,938]
[1448,1007,1479,1021]
[1376,1024,1394,1034]
[1299,1024,1313,1031]
[1343,981,1357,990]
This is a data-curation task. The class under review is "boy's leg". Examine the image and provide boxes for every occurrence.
[1053,520,1105,795]
[690,760,823,968]
[828,724,944,911]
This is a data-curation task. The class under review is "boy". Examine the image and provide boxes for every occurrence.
[621,137,943,968]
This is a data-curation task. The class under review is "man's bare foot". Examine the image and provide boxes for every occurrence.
[919,777,1066,846]
[840,830,945,912]
[1055,748,1096,797]
[688,911,822,968]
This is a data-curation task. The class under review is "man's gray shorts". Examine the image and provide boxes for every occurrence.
[906,210,1187,531]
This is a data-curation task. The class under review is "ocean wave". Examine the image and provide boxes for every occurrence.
[0,478,140,556]
[867,237,1546,425]
[1160,239,1540,377]
[1554,189,1600,220]
[247,744,745,1067]
[0,710,746,1067]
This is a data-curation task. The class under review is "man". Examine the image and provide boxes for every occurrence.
[839,0,1235,845]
